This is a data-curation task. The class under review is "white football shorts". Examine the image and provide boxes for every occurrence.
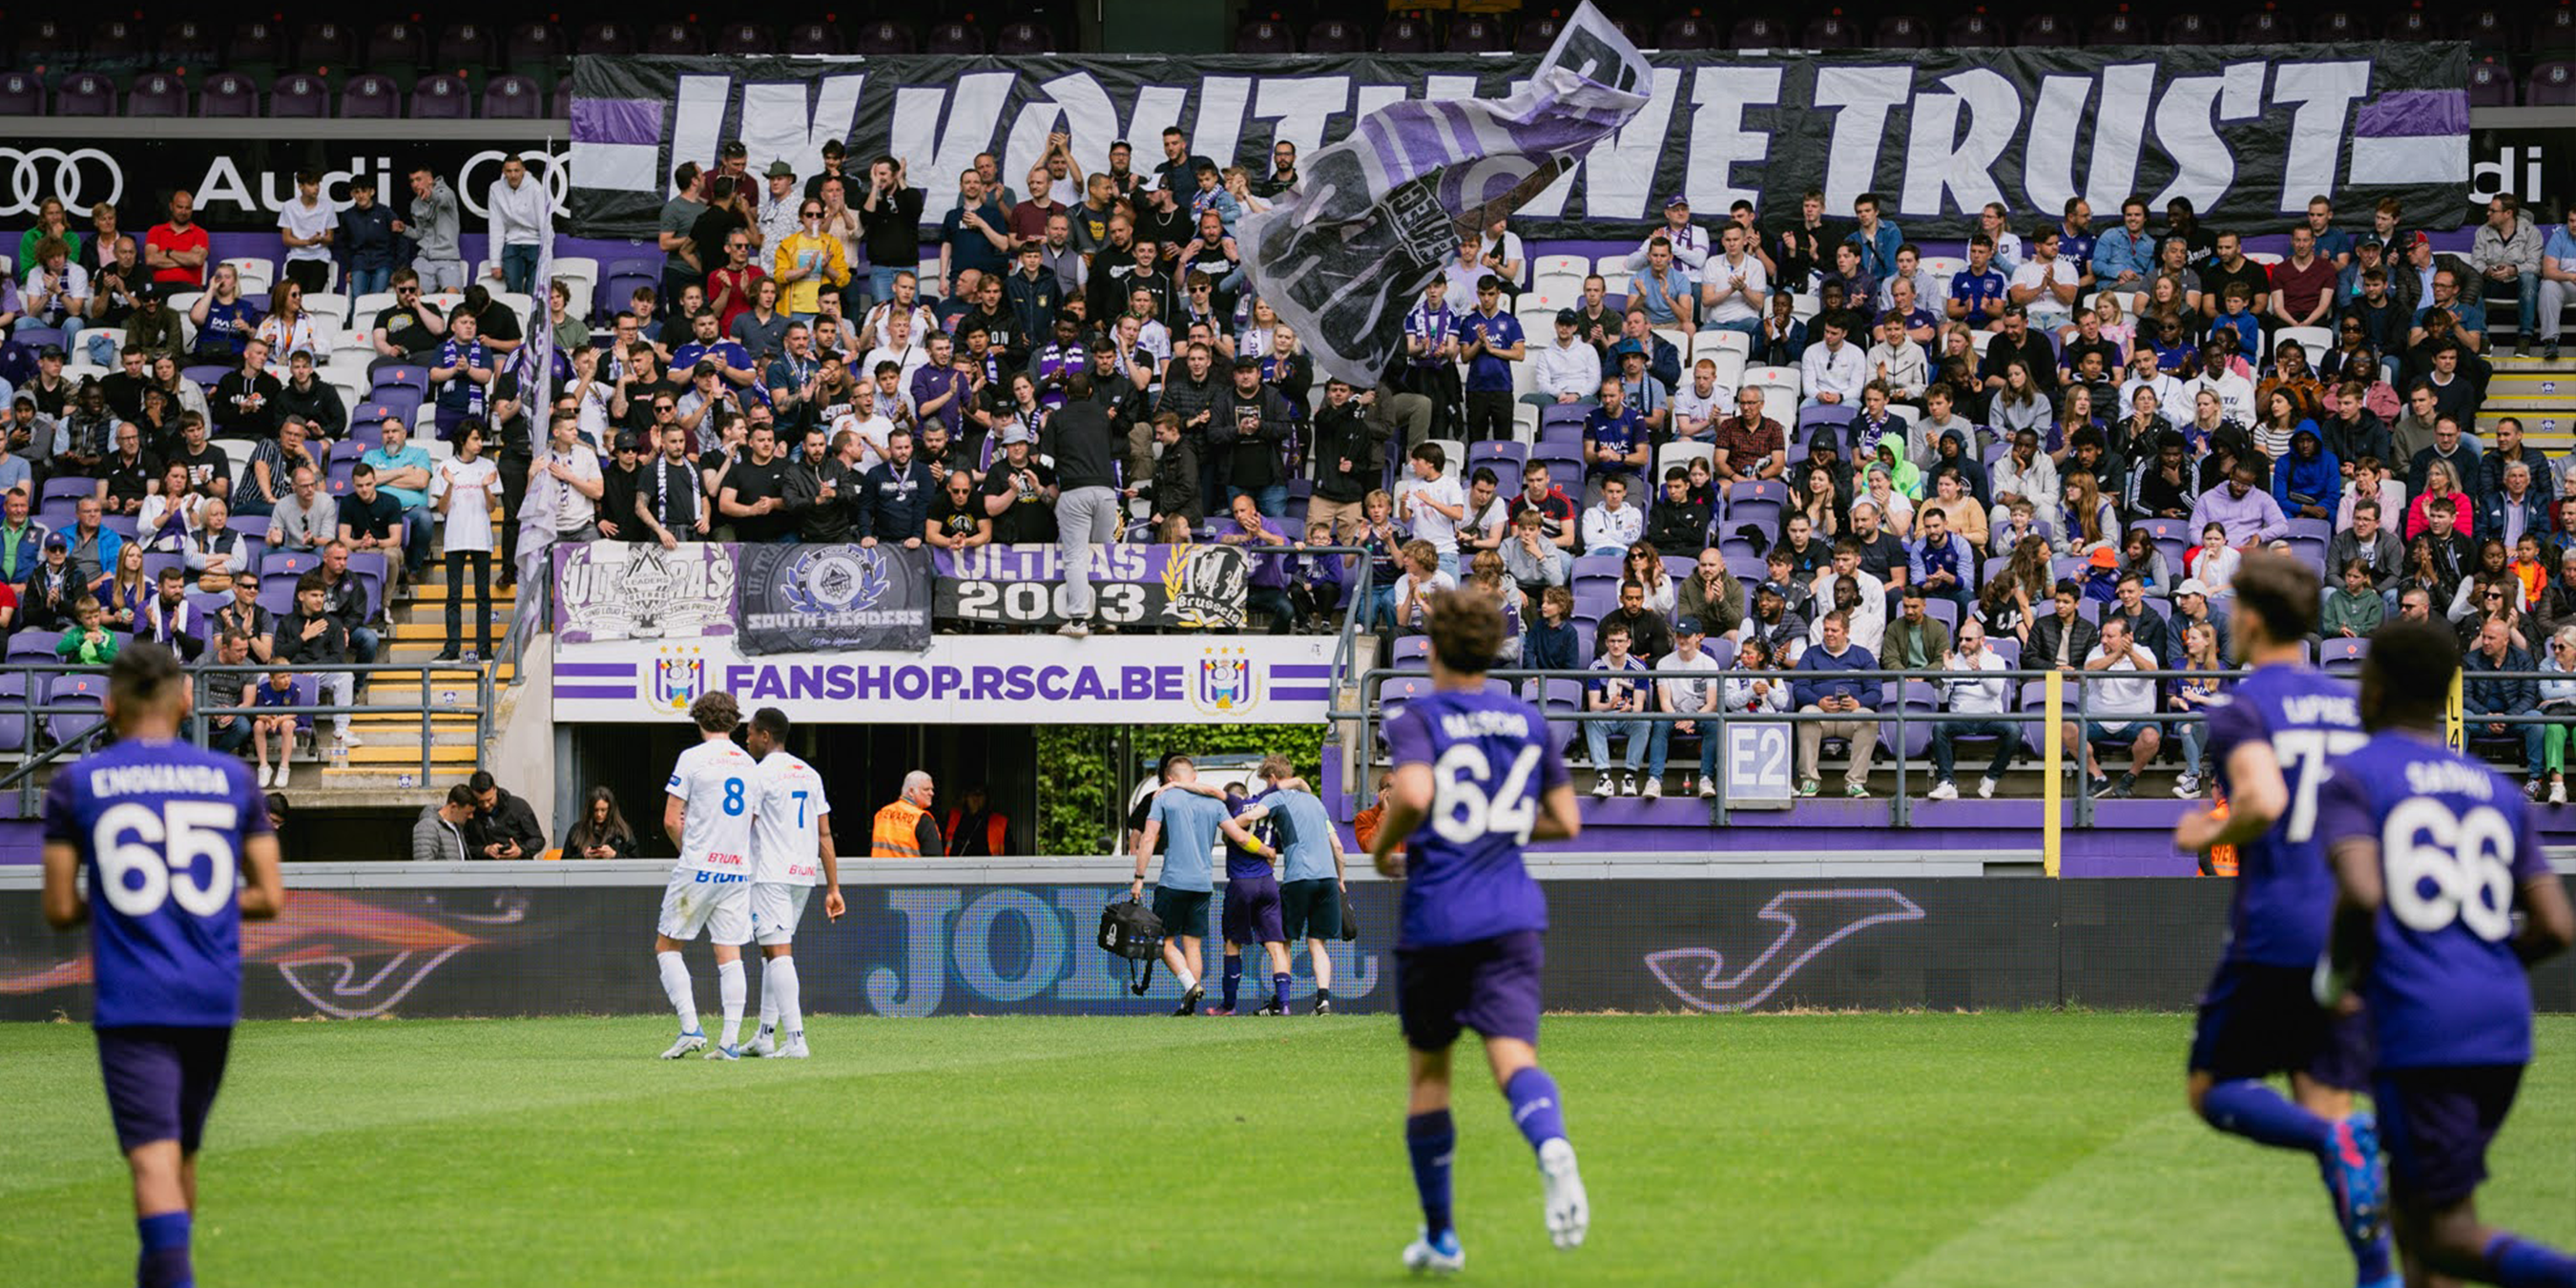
[748,883,814,946]
[657,868,753,945]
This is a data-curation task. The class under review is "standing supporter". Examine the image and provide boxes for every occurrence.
[407,167,467,292]
[276,171,337,296]
[430,422,498,662]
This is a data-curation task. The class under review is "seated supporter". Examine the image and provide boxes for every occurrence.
[52,593,116,665]
[233,417,321,520]
[1580,475,1644,557]
[1645,467,1711,558]
[1520,586,1576,672]
[1791,610,1881,798]
[1286,520,1344,633]
[2067,614,2163,799]
[1584,621,1652,796]
[1582,378,1648,485]
[264,465,338,552]
[1594,577,1673,666]
[193,628,252,751]
[136,565,203,660]
[316,540,379,662]
[279,571,354,749]
[1389,539,1455,636]
[1924,620,2021,800]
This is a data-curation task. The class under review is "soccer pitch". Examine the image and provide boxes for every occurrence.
[7,1013,2576,1286]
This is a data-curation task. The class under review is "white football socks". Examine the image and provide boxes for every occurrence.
[656,951,699,1033]
[757,957,780,1035]
[769,957,802,1041]
[717,959,746,1048]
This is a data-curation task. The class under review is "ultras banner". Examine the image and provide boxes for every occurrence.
[568,43,2470,243]
[737,542,934,654]
[10,878,2576,1020]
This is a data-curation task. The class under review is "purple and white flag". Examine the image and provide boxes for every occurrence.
[1236,2,1650,387]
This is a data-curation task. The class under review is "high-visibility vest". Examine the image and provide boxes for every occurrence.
[871,799,931,858]
[944,806,1008,856]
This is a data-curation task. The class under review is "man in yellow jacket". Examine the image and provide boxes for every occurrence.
[871,771,944,859]
[773,197,851,320]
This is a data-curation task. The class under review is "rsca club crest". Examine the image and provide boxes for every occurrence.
[653,648,708,712]
[1161,547,1248,629]
[1194,646,1262,715]
[779,546,889,617]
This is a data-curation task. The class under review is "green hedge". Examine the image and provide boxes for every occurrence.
[1034,722,1329,856]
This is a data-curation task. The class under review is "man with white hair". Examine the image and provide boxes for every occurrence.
[869,771,944,859]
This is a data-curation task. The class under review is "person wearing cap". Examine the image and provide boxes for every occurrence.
[1621,193,1711,281]
[1456,275,1527,443]
[1528,310,1602,406]
[978,417,1058,546]
[482,155,549,295]
[1700,223,1768,341]
[21,531,78,634]
[1649,615,1724,800]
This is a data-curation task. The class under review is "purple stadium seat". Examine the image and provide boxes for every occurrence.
[785,22,841,55]
[128,73,187,118]
[0,675,29,755]
[995,20,1053,53]
[1236,19,1296,52]
[1873,15,1930,47]
[1516,14,1561,52]
[501,22,558,69]
[20,18,77,60]
[2311,10,2363,41]
[0,73,44,115]
[2088,11,2146,43]
[483,74,541,119]
[198,73,257,117]
[2236,10,2296,41]
[226,20,287,68]
[161,19,219,66]
[1802,16,1859,48]
[1946,12,2002,46]
[852,21,914,54]
[54,73,114,116]
[1378,16,1432,52]
[368,21,427,69]
[2469,60,2516,108]
[2534,63,2576,107]
[272,73,329,118]
[92,19,145,57]
[1718,16,1774,48]
[412,74,470,119]
[1306,19,1361,52]
[300,21,357,71]
[716,23,774,56]
[2542,6,2576,48]
[1449,15,1508,52]
[645,22,704,55]
[2018,14,2074,45]
[2166,12,2217,43]
[341,73,401,118]
[48,674,108,748]
[440,23,499,69]
[551,82,571,119]
[2460,8,2512,50]
[925,22,984,55]
[2387,9,2441,39]
[575,23,634,56]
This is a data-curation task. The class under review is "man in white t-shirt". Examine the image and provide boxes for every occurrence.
[277,169,339,295]
[2009,226,2080,330]
[653,691,761,1060]
[862,311,929,396]
[740,706,841,1061]
[1698,224,1769,338]
[2067,615,2163,800]
[428,421,499,661]
[831,383,898,474]
[1398,442,1466,574]
[1652,615,1726,799]
[1670,359,1727,443]
[536,412,605,541]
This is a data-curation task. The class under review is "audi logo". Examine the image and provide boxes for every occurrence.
[0,147,123,219]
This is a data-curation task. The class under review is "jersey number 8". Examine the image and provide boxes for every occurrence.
[722,779,748,816]
[93,801,240,919]
[2382,799,2518,943]
[1430,743,1541,845]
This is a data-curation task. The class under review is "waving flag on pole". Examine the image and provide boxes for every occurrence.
[1237,2,1651,387]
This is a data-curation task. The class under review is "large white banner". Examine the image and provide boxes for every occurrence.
[551,634,1337,724]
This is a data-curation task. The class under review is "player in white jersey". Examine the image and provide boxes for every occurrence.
[652,691,761,1060]
[740,707,842,1059]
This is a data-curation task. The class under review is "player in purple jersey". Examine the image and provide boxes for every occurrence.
[2317,619,2576,1288]
[1368,587,1588,1274]
[41,643,284,1288]
[2171,551,2393,1286]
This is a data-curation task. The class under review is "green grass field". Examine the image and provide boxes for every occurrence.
[7,1013,2576,1286]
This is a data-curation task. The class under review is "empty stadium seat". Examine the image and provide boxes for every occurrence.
[1378,15,1432,53]
[198,73,259,117]
[1516,14,1562,52]
[2532,62,2576,107]
[414,73,470,119]
[342,73,402,118]
[925,21,984,54]
[1450,16,1508,52]
[484,74,542,119]
[2166,12,2217,42]
[716,23,774,56]
[272,74,329,118]
[54,73,115,116]
[1946,13,2002,46]
[852,21,914,54]
[368,20,428,71]
[227,20,287,69]
[162,18,219,65]
[1236,18,1297,52]
[1873,15,1929,46]
[1800,16,1858,49]
[128,73,188,117]
[0,73,44,115]
[2088,11,2146,43]
[441,22,501,69]
[577,22,636,56]
[2236,10,2296,40]
[1307,19,1362,52]
[786,21,842,55]
[995,20,1053,52]
[2386,9,2441,39]
[300,21,357,70]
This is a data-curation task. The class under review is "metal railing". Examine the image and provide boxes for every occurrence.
[1337,662,2576,828]
[0,660,496,810]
